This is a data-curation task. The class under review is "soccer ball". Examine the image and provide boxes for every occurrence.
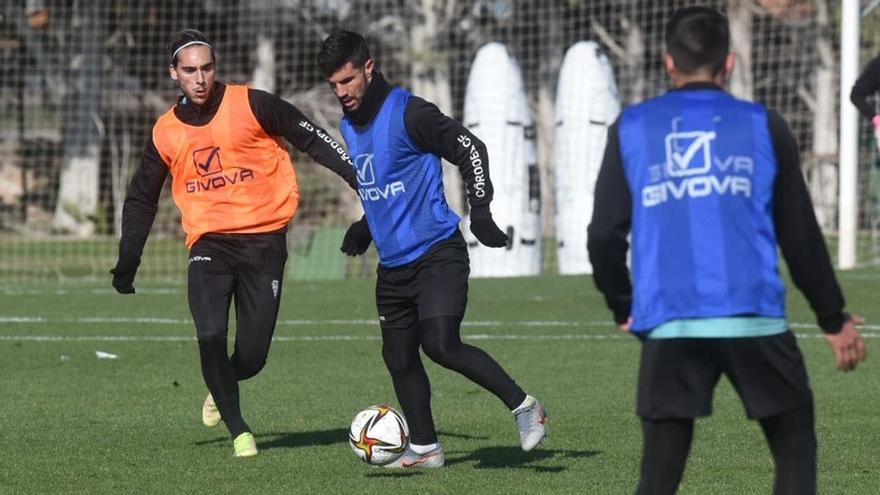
[349,404,409,465]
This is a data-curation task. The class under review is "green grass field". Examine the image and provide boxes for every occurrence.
[1,270,878,494]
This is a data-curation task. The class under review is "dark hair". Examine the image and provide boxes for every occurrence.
[317,29,371,77]
[665,7,729,76]
[168,28,215,66]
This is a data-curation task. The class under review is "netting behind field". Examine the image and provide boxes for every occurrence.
[1,0,878,282]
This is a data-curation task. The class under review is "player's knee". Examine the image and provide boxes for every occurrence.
[382,345,415,374]
[419,316,463,367]
[763,406,817,459]
[421,339,457,368]
[195,324,227,350]
[774,428,816,464]
[233,354,267,380]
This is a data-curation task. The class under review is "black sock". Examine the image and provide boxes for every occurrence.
[216,398,250,438]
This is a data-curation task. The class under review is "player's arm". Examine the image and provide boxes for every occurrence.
[769,110,845,330]
[403,96,507,247]
[248,88,357,190]
[849,54,880,122]
[768,110,866,370]
[587,119,633,327]
[112,137,168,294]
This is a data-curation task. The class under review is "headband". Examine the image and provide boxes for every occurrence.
[171,41,212,63]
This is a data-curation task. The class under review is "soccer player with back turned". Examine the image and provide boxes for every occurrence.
[588,7,866,495]
[850,52,880,150]
[111,29,358,457]
[317,29,547,468]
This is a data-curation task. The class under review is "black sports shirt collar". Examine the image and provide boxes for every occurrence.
[174,82,226,126]
[344,71,392,127]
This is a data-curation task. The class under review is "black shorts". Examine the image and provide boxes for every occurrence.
[637,331,814,420]
[375,231,469,330]
[187,231,288,344]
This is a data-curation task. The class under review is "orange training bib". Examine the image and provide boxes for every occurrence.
[152,85,299,247]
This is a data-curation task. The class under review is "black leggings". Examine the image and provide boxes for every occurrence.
[636,406,816,495]
[188,233,287,438]
[381,315,526,444]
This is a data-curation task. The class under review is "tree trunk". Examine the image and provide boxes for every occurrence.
[110,125,132,237]
[728,0,753,100]
[409,0,464,215]
[622,16,645,103]
[536,5,563,239]
[251,34,276,93]
[249,2,277,93]
[810,0,837,230]
[53,1,103,236]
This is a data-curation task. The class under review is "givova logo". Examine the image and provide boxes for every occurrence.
[355,153,376,185]
[353,153,405,202]
[193,146,223,176]
[642,129,753,208]
[186,146,256,194]
[665,131,715,177]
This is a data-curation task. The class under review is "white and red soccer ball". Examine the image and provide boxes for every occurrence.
[349,404,409,465]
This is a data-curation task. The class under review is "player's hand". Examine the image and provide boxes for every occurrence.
[341,215,372,256]
[825,314,867,372]
[617,316,632,333]
[873,115,880,153]
[110,252,140,294]
[469,206,509,248]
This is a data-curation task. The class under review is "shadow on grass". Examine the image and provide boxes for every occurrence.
[194,428,349,450]
[447,446,600,472]
[365,471,424,479]
[195,428,486,452]
[258,429,350,450]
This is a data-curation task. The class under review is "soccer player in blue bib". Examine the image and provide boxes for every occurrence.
[318,29,546,468]
[588,7,866,494]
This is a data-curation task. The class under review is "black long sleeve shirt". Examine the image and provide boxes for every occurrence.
[850,54,880,121]
[587,83,846,334]
[119,82,357,256]
[344,72,494,212]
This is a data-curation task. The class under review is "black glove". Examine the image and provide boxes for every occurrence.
[341,216,372,256]
[111,252,141,294]
[469,205,509,248]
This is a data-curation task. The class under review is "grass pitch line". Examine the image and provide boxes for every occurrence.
[1,333,879,343]
[0,287,184,296]
[2,315,880,332]
[0,316,616,327]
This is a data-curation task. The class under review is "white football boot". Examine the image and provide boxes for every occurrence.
[201,393,222,427]
[513,395,547,451]
[383,443,445,468]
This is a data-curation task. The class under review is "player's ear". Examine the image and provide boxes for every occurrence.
[169,64,179,81]
[713,53,735,87]
[662,53,676,77]
[722,53,735,80]
[364,58,374,81]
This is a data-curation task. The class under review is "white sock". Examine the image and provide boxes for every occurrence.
[410,442,440,454]
[511,395,535,414]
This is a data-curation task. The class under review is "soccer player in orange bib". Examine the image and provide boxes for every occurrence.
[111,29,357,457]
